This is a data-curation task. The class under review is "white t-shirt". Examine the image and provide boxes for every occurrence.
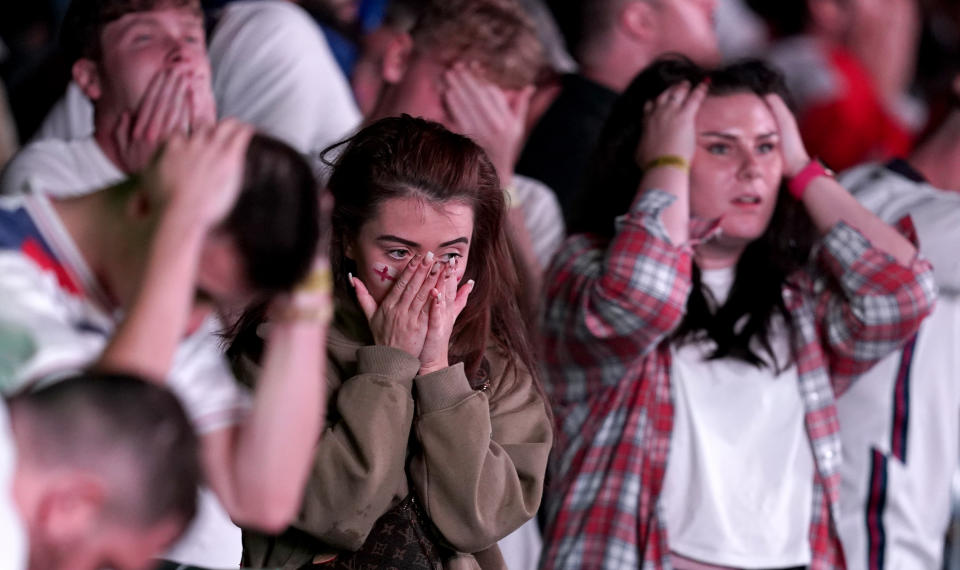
[209,0,361,171]
[31,81,94,143]
[0,401,27,570]
[498,518,542,570]
[841,162,960,293]
[33,0,362,175]
[0,192,250,567]
[835,162,960,570]
[0,137,124,198]
[511,175,565,269]
[661,267,814,568]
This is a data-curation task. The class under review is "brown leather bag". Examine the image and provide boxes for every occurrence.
[307,494,451,570]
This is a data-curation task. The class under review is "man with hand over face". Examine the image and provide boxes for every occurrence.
[1,0,217,198]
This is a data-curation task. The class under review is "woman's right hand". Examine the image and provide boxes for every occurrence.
[351,253,445,357]
[636,80,709,166]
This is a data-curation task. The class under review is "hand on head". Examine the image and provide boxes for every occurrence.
[113,65,217,173]
[442,62,534,185]
[762,94,810,178]
[142,119,254,230]
[351,253,474,373]
[637,80,709,168]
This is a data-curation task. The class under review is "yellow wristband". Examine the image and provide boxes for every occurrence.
[642,155,690,173]
[280,304,333,324]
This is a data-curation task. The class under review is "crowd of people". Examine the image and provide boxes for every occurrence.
[0,0,957,569]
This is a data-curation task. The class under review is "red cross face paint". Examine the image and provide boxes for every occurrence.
[373,262,399,283]
[347,196,474,305]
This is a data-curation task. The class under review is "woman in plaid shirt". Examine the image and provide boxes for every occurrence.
[539,57,936,570]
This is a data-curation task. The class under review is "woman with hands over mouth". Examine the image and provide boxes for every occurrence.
[238,115,552,569]
[539,57,936,570]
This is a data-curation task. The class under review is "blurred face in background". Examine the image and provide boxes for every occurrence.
[653,0,720,65]
[77,5,211,116]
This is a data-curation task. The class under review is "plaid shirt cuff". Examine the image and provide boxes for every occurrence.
[615,189,676,243]
[820,221,871,269]
[818,220,933,296]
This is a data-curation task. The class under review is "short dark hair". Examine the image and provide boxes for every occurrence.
[7,373,201,528]
[226,134,321,294]
[60,0,203,64]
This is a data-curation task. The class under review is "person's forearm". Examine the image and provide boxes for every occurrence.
[96,209,206,380]
[801,176,917,265]
[221,318,326,531]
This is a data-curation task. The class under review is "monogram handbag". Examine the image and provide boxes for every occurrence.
[308,493,450,570]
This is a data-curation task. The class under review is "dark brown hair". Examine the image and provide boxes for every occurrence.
[226,134,321,295]
[327,114,541,392]
[574,55,818,371]
[60,0,202,64]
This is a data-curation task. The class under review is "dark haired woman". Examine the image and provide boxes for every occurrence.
[539,57,936,570]
[238,115,552,569]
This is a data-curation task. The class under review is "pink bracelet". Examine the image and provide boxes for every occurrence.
[787,159,834,200]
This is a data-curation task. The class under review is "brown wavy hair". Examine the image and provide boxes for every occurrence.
[410,0,544,90]
[573,55,818,372]
[326,114,542,393]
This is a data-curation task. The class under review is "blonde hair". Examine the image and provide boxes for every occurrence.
[411,0,545,89]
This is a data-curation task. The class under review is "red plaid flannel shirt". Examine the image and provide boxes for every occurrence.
[539,190,936,569]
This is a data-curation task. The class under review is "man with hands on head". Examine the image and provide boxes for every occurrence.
[0,119,330,569]
[1,0,217,198]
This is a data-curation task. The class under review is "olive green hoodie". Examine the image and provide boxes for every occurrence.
[242,308,552,569]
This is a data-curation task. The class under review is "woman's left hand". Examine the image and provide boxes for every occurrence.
[764,94,811,178]
[418,259,475,375]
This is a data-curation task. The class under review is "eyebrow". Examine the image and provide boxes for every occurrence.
[375,235,469,248]
[116,13,203,35]
[439,237,469,247]
[700,131,779,140]
[376,235,419,248]
[116,17,162,35]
